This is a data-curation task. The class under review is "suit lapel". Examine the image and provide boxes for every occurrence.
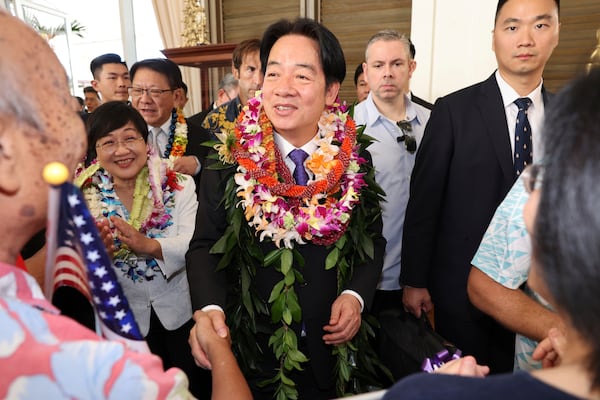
[476,74,514,182]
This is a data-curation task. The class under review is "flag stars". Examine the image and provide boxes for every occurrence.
[108,295,121,307]
[67,194,80,207]
[87,250,101,263]
[80,232,94,245]
[94,266,108,279]
[115,310,126,320]
[101,280,115,293]
[121,323,132,334]
[73,215,86,228]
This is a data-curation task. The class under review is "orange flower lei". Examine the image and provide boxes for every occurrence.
[164,108,187,160]
[230,93,366,248]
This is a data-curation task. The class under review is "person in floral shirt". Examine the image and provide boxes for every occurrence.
[0,11,250,400]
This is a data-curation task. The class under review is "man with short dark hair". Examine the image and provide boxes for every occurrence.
[83,86,101,112]
[201,39,263,137]
[129,58,211,191]
[353,63,370,103]
[401,0,560,373]
[90,53,130,102]
[187,18,385,399]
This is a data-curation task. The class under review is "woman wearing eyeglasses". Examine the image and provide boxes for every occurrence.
[75,101,210,397]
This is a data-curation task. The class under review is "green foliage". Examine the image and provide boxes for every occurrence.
[209,108,389,397]
[24,13,86,40]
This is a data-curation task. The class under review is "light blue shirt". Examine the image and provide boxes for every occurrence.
[353,93,430,290]
[471,179,552,371]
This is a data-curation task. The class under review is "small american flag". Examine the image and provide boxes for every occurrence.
[51,182,149,353]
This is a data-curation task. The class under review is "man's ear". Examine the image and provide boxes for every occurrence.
[0,117,21,195]
[325,81,341,106]
[232,63,240,80]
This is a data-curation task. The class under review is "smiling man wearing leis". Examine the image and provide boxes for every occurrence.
[129,58,212,196]
[186,18,386,400]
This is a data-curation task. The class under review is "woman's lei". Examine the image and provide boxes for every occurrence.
[75,154,183,282]
[164,108,188,162]
[211,93,389,399]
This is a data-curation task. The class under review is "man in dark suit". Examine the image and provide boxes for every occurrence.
[129,58,212,192]
[186,18,385,399]
[401,0,560,373]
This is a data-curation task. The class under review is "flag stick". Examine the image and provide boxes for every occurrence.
[42,162,70,299]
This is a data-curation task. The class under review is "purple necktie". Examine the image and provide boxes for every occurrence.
[289,149,309,185]
[514,97,533,176]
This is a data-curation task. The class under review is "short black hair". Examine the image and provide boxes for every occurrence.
[495,0,560,24]
[129,58,184,90]
[354,63,364,86]
[86,101,148,162]
[90,53,127,79]
[260,18,346,88]
[83,86,100,99]
[408,38,416,59]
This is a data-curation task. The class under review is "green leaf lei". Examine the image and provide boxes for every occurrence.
[208,105,390,399]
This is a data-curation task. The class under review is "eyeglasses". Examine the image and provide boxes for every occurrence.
[521,164,544,193]
[396,120,416,154]
[96,136,145,153]
[128,87,174,98]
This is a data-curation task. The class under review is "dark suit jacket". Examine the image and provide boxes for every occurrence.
[184,117,212,191]
[187,103,214,127]
[186,151,385,390]
[401,73,550,317]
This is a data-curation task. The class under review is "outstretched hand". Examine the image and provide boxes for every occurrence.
[322,293,361,345]
[189,309,230,369]
[532,327,566,368]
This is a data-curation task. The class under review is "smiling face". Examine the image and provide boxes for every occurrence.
[261,34,339,147]
[493,0,559,85]
[95,121,147,185]
[130,67,179,127]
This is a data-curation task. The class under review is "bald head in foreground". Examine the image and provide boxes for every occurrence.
[0,12,250,400]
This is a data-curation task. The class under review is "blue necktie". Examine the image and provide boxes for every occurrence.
[514,97,533,176]
[288,148,309,337]
[289,149,309,185]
